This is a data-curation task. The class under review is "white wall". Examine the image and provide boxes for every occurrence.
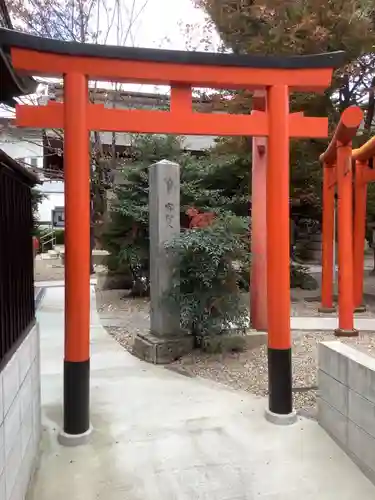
[37,192,64,224]
[0,133,43,168]
[0,130,65,224]
[95,98,217,151]
[0,324,41,500]
[35,182,64,224]
[96,130,216,151]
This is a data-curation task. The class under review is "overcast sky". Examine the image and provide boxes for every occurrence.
[2,0,222,115]
[89,0,221,52]
[90,0,221,92]
[106,0,215,50]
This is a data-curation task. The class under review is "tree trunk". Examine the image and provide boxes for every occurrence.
[364,76,375,133]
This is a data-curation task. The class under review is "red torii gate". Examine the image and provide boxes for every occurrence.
[321,112,375,331]
[352,137,375,310]
[0,27,344,440]
[320,106,363,335]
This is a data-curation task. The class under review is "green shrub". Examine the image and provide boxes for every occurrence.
[165,214,250,341]
[54,229,65,245]
[31,188,47,234]
[100,135,251,287]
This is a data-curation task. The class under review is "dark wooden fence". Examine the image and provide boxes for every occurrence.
[0,150,37,367]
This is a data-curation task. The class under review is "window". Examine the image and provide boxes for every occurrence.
[30,157,38,168]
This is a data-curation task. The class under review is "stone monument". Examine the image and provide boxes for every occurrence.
[133,160,193,363]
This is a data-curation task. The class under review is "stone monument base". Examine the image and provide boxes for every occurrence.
[133,332,194,364]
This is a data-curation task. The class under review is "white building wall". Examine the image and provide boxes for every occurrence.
[96,131,216,151]
[36,182,64,224]
[0,137,42,164]
[0,130,64,225]
[96,98,217,151]
[37,192,64,224]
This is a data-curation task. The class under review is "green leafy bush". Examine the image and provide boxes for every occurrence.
[101,135,185,293]
[165,215,250,341]
[100,135,251,290]
[31,188,46,234]
[54,229,65,245]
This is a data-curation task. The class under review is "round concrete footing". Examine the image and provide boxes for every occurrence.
[264,408,298,426]
[318,306,336,314]
[354,305,367,313]
[334,328,359,338]
[58,426,93,447]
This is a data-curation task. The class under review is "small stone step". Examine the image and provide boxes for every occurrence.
[53,245,64,255]
[41,251,59,260]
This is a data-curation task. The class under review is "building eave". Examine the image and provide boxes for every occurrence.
[0,148,41,185]
[0,45,38,105]
[0,1,38,105]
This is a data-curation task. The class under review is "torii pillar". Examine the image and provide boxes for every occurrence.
[60,72,92,445]
[251,92,268,331]
[265,84,294,422]
[353,161,368,311]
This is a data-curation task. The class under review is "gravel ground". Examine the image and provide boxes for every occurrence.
[96,289,149,316]
[172,331,375,411]
[34,257,106,282]
[96,288,375,412]
[289,267,375,317]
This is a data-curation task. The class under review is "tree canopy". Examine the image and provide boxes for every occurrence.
[194,0,375,218]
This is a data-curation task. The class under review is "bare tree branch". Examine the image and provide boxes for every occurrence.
[8,0,151,244]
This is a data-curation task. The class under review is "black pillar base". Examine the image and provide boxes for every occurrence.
[268,347,293,415]
[63,359,90,435]
[354,305,367,313]
[318,306,336,314]
[334,328,359,338]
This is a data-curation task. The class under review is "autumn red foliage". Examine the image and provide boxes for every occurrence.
[186,207,215,228]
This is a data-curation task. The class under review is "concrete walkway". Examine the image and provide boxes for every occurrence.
[29,286,375,500]
[34,277,97,288]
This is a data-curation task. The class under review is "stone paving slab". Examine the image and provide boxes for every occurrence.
[291,316,375,331]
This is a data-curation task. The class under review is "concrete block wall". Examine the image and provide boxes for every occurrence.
[0,324,41,500]
[318,341,375,484]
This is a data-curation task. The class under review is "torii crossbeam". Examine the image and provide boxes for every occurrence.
[0,27,345,439]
